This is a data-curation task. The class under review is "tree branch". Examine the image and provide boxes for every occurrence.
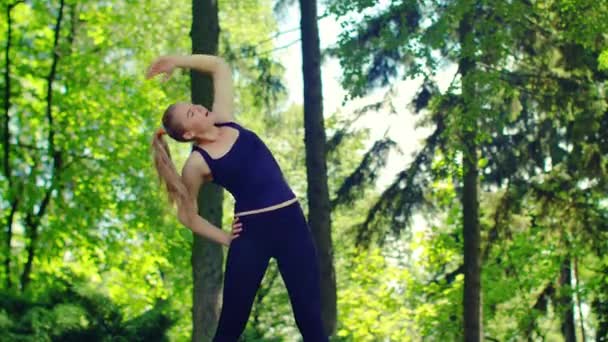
[356,114,444,246]
[257,38,301,56]
[255,13,329,46]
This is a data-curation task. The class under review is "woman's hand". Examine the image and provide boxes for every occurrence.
[231,216,243,240]
[221,217,243,247]
[146,56,178,82]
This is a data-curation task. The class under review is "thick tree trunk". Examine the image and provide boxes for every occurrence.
[459,7,482,342]
[560,257,577,342]
[298,0,337,336]
[191,1,223,341]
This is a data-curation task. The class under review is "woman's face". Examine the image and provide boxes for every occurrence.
[171,102,215,140]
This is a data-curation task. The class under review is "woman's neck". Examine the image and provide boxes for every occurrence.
[194,125,222,145]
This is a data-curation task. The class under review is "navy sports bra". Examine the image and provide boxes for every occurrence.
[191,122,296,213]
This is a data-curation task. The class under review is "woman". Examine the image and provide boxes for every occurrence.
[147,54,328,342]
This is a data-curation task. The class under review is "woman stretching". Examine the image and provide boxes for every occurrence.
[147,54,328,342]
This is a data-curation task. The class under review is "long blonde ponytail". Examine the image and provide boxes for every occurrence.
[151,128,192,210]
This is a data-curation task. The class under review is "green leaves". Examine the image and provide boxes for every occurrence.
[335,247,412,341]
[599,49,608,71]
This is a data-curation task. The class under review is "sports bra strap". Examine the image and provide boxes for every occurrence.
[191,144,214,165]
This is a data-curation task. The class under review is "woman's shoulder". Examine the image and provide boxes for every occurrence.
[185,148,212,180]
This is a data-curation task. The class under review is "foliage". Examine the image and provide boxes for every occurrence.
[327,0,608,339]
[0,280,175,341]
[333,246,411,341]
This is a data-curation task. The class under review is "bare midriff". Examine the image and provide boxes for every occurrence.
[234,197,298,217]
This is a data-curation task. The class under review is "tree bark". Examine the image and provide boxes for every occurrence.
[560,257,577,342]
[191,1,223,341]
[459,5,482,341]
[299,0,337,336]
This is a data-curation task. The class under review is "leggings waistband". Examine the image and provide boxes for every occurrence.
[234,197,298,217]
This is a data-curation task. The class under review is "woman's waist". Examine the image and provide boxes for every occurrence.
[234,195,298,217]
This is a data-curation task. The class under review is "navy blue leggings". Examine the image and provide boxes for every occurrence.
[213,201,328,342]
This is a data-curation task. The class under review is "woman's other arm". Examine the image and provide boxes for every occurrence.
[179,155,232,247]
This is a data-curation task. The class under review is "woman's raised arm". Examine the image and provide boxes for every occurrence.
[146,54,235,122]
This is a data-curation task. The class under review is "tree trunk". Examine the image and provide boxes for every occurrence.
[574,257,586,342]
[459,7,482,342]
[593,265,608,342]
[560,257,577,342]
[3,1,22,289]
[461,114,481,342]
[20,0,65,292]
[191,1,223,341]
[298,0,337,336]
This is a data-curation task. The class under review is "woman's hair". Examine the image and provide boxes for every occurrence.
[151,104,193,210]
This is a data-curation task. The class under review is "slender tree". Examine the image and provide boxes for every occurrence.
[2,0,24,290]
[299,0,337,335]
[19,0,66,292]
[191,0,223,340]
[559,256,577,342]
[458,4,481,340]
